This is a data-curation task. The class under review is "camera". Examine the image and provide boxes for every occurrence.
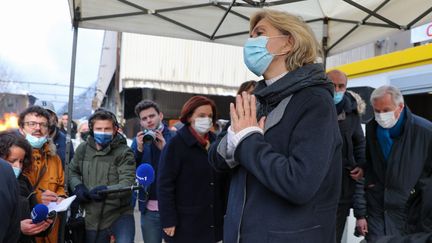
[142,129,156,143]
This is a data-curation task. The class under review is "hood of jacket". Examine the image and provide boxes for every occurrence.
[336,90,366,116]
[347,90,366,115]
[254,63,332,117]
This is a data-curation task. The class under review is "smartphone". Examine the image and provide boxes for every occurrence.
[47,210,57,220]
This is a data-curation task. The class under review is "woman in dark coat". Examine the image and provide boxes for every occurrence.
[158,96,228,243]
[209,9,342,243]
[0,131,52,243]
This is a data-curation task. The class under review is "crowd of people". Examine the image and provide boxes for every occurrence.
[1,8,432,243]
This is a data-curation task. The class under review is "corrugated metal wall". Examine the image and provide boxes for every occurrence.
[326,43,376,69]
[94,31,118,108]
[120,33,258,96]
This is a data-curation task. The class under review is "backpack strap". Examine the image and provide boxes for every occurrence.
[33,164,47,191]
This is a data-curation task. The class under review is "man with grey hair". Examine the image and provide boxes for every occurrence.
[364,85,432,242]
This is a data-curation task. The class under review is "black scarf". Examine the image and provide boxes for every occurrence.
[254,63,332,118]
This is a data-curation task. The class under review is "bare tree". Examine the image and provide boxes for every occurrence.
[0,57,22,92]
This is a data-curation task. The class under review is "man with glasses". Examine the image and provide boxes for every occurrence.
[18,106,66,243]
[34,100,75,168]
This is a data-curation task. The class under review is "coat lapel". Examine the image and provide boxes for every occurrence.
[264,95,293,132]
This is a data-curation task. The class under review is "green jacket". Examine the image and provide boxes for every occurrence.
[69,134,135,230]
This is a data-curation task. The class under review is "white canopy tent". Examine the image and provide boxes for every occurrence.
[65,0,432,120]
[63,0,432,142]
[63,0,432,154]
[68,0,432,56]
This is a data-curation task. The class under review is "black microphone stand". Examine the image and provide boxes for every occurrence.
[93,183,142,243]
[97,184,142,195]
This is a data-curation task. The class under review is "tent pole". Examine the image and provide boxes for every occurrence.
[59,18,79,243]
[322,17,328,69]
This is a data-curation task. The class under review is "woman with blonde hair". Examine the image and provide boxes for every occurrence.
[209,9,342,243]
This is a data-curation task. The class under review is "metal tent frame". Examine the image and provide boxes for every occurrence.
[61,0,432,242]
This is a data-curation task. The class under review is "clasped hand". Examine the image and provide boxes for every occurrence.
[230,92,265,133]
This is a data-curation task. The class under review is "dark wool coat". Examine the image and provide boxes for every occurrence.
[158,126,229,243]
[17,175,53,243]
[209,63,342,243]
[364,107,432,242]
[376,177,432,243]
[336,92,367,218]
[0,159,20,243]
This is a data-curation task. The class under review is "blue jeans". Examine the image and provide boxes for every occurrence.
[141,210,162,243]
[86,213,135,243]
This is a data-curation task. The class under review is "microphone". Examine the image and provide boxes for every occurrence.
[136,163,155,187]
[97,163,155,195]
[31,204,48,224]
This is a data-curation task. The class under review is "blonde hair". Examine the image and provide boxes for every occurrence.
[250,9,322,71]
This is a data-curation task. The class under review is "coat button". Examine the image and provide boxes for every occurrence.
[210,225,214,228]
[210,182,214,186]
[210,204,213,208]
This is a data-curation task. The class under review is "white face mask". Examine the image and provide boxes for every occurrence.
[375,111,398,128]
[193,117,212,134]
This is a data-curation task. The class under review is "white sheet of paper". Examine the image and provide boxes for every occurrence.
[47,195,77,212]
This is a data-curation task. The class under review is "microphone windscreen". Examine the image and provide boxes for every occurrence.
[136,163,155,187]
[31,204,49,224]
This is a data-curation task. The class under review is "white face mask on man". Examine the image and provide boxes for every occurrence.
[193,117,213,134]
[374,111,398,129]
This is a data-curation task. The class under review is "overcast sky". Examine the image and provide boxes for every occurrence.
[0,0,104,111]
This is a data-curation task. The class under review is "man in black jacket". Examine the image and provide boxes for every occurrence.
[377,177,432,243]
[364,85,432,242]
[328,70,367,242]
[0,158,20,243]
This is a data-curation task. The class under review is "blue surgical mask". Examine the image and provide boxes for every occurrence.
[243,36,288,77]
[13,167,22,178]
[25,134,47,149]
[93,131,113,146]
[333,91,345,104]
[243,36,274,76]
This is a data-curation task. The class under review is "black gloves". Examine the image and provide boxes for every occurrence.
[74,184,108,202]
[89,185,108,202]
[74,184,91,203]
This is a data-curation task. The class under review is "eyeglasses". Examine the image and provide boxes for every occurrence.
[24,121,49,129]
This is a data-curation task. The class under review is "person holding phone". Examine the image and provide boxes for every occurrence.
[0,131,53,243]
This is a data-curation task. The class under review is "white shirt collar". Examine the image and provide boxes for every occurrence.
[265,71,289,86]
